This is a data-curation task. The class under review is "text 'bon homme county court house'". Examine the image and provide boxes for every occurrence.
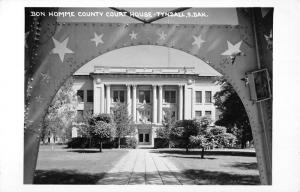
[71,45,222,146]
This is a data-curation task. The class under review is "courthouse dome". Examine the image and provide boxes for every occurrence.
[74,45,222,76]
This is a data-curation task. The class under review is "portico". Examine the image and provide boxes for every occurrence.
[92,76,186,125]
[90,66,197,146]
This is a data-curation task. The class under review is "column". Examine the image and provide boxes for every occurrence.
[152,85,157,124]
[100,84,105,113]
[178,84,183,120]
[132,84,137,122]
[191,87,195,119]
[211,91,215,121]
[93,78,101,114]
[106,84,111,113]
[127,84,131,116]
[158,85,163,123]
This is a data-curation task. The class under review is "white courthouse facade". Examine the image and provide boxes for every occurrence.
[71,46,221,146]
[73,66,220,146]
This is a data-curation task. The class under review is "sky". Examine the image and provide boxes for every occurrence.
[75,45,222,76]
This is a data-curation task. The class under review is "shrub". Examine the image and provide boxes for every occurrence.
[154,138,169,148]
[215,133,236,148]
[124,137,137,149]
[67,137,89,148]
[209,126,226,135]
[208,126,237,148]
[67,137,114,149]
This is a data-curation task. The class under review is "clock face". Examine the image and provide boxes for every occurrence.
[39,17,57,44]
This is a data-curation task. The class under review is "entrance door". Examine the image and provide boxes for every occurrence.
[139,134,144,143]
[145,133,149,142]
[138,133,150,145]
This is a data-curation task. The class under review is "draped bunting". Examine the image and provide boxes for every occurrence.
[24,8,272,184]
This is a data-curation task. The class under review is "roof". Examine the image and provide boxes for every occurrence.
[74,45,222,77]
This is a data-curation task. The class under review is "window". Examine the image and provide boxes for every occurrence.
[87,90,93,102]
[76,110,84,122]
[196,91,202,103]
[195,111,202,119]
[205,111,212,117]
[165,90,176,103]
[139,90,150,103]
[77,90,84,102]
[113,90,125,102]
[205,91,212,103]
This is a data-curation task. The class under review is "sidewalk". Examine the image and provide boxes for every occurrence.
[97,149,194,185]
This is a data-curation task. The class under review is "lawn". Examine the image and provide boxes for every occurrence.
[34,145,129,184]
[151,148,260,185]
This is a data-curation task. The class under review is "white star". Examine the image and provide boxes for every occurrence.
[25,31,29,48]
[192,34,205,48]
[40,72,51,83]
[158,31,167,40]
[51,37,74,62]
[90,32,104,47]
[261,8,270,18]
[129,31,137,40]
[35,96,43,103]
[221,40,243,56]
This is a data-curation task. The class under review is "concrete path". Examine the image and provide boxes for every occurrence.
[97,149,194,185]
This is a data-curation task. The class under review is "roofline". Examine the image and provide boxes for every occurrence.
[73,73,220,79]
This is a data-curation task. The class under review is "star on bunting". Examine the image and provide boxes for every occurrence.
[40,72,51,84]
[158,31,167,40]
[51,37,74,62]
[192,34,205,48]
[221,40,243,56]
[261,8,270,18]
[264,29,272,49]
[25,31,29,48]
[35,96,43,103]
[129,31,137,40]
[90,32,104,47]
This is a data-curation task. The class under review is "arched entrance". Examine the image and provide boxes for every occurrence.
[24,8,272,184]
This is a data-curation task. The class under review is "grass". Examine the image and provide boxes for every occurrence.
[151,148,260,185]
[34,145,129,184]
[34,146,261,185]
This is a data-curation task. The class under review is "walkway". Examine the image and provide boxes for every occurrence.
[97,149,194,185]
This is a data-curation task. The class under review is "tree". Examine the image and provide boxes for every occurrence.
[112,102,133,148]
[42,77,77,143]
[213,78,253,148]
[89,113,115,152]
[155,108,176,148]
[189,117,214,158]
[189,135,209,158]
[92,121,115,152]
[77,111,94,147]
[170,120,201,153]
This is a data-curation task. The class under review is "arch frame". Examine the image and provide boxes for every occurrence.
[24,8,272,184]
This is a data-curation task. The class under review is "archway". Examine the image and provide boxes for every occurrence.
[24,8,272,184]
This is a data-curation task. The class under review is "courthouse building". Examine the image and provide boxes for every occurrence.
[72,46,221,146]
